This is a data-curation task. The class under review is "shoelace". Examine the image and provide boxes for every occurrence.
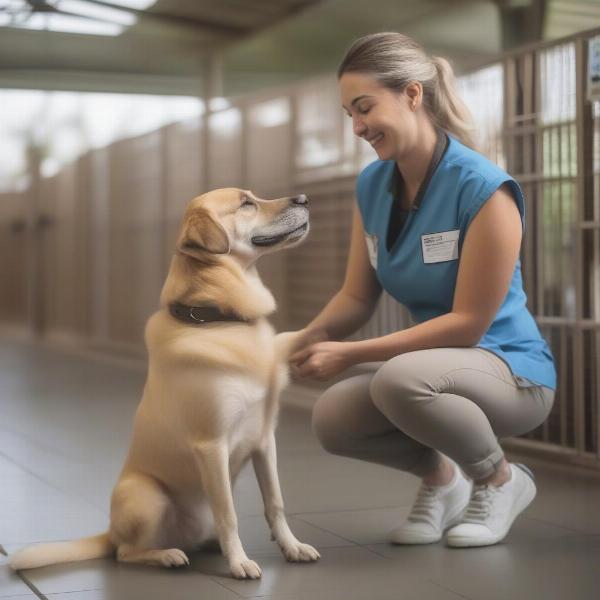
[407,484,442,526]
[462,484,503,524]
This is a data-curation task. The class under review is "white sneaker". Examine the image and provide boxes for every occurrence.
[389,461,472,545]
[446,463,537,548]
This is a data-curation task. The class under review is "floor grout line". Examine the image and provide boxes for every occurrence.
[208,575,249,599]
[291,516,360,547]
[14,575,48,600]
[3,539,47,600]
[428,578,473,600]
[288,504,412,517]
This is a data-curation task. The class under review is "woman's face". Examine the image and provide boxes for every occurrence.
[339,72,420,162]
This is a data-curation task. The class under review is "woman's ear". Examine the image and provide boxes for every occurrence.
[176,208,230,258]
[404,81,423,110]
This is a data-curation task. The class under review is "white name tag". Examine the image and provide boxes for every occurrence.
[421,230,460,264]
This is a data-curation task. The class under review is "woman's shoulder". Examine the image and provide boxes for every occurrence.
[443,136,525,230]
[442,135,510,187]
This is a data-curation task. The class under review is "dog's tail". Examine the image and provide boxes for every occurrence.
[9,532,114,571]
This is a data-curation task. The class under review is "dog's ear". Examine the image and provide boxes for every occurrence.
[177,208,230,257]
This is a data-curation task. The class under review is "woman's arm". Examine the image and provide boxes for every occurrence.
[297,205,382,344]
[293,184,522,379]
[346,183,523,362]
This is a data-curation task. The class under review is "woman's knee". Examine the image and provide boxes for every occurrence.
[311,375,379,455]
[369,353,438,416]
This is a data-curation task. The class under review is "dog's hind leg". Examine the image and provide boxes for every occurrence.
[110,472,189,568]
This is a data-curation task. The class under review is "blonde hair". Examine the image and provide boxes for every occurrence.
[338,32,477,150]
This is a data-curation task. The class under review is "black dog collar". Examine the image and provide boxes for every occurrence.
[168,303,251,325]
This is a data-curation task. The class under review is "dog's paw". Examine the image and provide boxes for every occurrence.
[281,541,321,562]
[160,548,190,568]
[230,557,262,579]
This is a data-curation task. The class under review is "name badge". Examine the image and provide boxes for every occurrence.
[421,230,460,264]
[365,233,378,270]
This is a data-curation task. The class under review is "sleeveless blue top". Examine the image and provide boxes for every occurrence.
[356,134,556,390]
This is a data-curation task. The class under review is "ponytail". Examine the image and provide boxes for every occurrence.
[430,56,477,150]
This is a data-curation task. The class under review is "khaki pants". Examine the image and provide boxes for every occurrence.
[312,347,555,480]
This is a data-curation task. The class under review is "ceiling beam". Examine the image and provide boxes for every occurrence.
[494,0,548,49]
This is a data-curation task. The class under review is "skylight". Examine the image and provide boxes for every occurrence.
[0,0,156,36]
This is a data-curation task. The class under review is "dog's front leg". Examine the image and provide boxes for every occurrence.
[194,441,262,579]
[252,433,320,563]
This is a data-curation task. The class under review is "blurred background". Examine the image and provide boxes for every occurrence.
[0,0,599,472]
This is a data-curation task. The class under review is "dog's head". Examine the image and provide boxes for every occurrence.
[176,188,309,264]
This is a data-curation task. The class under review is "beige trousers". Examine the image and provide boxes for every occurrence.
[312,347,555,480]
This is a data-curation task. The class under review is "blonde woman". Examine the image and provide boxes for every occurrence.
[291,32,556,547]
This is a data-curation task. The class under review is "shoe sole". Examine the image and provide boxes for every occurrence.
[446,464,537,548]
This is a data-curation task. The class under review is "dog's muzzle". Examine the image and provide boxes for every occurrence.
[251,204,309,247]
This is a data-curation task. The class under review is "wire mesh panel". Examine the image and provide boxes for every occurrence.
[164,117,204,268]
[0,191,30,326]
[352,292,413,342]
[458,63,505,166]
[294,76,357,183]
[246,96,292,196]
[38,160,90,341]
[285,177,354,331]
[499,36,600,468]
[108,131,164,345]
[207,107,243,190]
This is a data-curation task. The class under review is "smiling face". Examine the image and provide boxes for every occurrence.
[340,72,421,162]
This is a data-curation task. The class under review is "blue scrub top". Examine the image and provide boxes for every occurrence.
[356,134,557,390]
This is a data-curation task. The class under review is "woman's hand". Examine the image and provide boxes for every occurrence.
[290,341,357,381]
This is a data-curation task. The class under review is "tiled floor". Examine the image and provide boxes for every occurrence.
[1,337,600,599]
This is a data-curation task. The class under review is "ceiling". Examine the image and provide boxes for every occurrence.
[0,0,326,94]
[0,0,599,98]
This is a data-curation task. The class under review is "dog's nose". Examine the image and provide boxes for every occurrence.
[291,194,308,206]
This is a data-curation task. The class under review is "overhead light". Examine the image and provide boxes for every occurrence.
[101,0,156,8]
[22,13,124,36]
[0,0,151,35]
[55,0,137,27]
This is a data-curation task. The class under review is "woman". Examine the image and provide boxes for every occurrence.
[290,32,556,548]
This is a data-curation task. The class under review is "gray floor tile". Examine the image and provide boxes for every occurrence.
[44,590,239,600]
[268,452,420,514]
[295,506,408,545]
[20,558,240,598]
[521,465,600,534]
[253,590,464,600]
[237,515,354,556]
[0,426,118,514]
[367,526,600,600]
[0,454,108,546]
[191,545,464,599]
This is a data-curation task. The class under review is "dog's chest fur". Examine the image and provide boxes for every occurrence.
[123,311,286,488]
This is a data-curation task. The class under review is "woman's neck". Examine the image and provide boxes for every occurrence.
[395,121,439,201]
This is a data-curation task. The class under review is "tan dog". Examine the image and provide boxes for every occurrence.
[10,188,318,579]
